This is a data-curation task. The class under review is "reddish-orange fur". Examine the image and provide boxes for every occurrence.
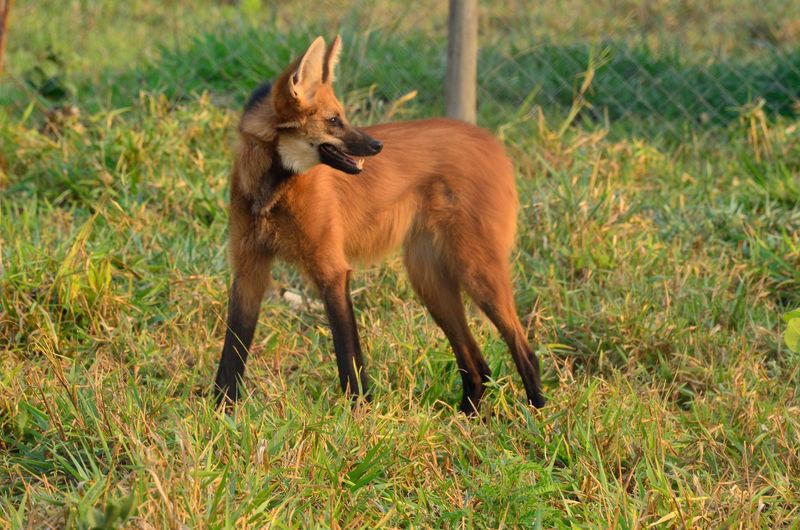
[214,36,545,413]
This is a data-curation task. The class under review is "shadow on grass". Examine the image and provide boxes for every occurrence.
[8,25,799,138]
[43,27,446,119]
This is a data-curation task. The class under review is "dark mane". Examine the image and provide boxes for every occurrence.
[243,82,272,113]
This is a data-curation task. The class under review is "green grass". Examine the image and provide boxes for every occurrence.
[1,1,800,528]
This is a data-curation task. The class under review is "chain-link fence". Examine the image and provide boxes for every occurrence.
[475,1,800,137]
[2,1,799,140]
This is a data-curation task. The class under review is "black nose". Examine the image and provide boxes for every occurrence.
[369,139,383,154]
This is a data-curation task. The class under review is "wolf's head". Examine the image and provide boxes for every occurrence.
[241,36,382,175]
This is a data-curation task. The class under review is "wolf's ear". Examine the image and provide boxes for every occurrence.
[289,36,326,102]
[323,35,342,83]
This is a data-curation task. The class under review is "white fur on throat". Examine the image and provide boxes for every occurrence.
[277,135,320,174]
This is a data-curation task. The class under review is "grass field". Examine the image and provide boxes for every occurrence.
[1,1,800,528]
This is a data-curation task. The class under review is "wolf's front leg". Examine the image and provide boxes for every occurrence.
[214,257,272,405]
[319,270,369,398]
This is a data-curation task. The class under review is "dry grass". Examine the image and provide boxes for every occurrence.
[1,1,799,528]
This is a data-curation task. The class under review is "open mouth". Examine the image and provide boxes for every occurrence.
[318,143,365,175]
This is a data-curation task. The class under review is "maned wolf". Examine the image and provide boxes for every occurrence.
[214,35,545,414]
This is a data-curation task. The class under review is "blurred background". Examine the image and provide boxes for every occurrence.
[2,0,799,136]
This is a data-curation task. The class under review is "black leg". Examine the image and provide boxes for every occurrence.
[480,302,546,409]
[403,235,491,415]
[462,264,546,410]
[320,271,368,398]
[214,269,269,405]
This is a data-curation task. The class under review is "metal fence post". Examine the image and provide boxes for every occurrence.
[445,0,478,123]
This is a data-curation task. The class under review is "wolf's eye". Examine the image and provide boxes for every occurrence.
[328,116,342,127]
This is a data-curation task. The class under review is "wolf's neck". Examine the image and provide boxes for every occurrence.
[267,148,295,185]
[251,143,297,216]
